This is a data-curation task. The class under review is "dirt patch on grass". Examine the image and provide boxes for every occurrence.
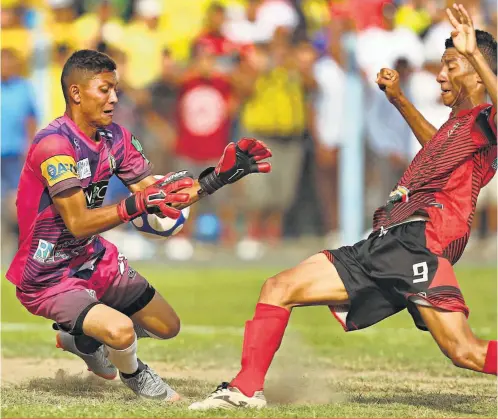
[1,357,233,387]
[2,357,494,390]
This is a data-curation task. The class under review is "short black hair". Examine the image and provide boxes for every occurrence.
[61,49,117,104]
[445,30,497,75]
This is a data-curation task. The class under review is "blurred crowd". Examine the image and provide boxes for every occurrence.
[1,0,497,261]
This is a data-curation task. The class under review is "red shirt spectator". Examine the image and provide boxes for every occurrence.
[175,70,232,162]
[331,0,393,31]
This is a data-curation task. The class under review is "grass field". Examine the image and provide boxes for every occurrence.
[1,264,497,418]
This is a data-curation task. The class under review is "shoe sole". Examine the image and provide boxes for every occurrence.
[55,333,117,380]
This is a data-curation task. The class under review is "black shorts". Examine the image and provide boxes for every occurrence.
[323,220,469,332]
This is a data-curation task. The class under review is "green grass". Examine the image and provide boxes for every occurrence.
[2,264,497,417]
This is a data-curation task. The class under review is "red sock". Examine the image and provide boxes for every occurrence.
[230,303,290,396]
[483,340,497,375]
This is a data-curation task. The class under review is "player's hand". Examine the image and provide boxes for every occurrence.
[376,68,403,103]
[446,3,477,58]
[198,137,272,195]
[117,171,194,222]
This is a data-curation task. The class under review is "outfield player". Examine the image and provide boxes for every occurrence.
[5,49,271,400]
[189,4,497,409]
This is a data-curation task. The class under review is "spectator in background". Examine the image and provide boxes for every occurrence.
[394,0,434,36]
[1,49,38,255]
[73,0,124,50]
[365,57,413,209]
[174,44,237,248]
[1,6,32,64]
[47,44,72,122]
[356,2,424,85]
[193,2,244,74]
[117,0,168,89]
[45,0,78,51]
[224,0,267,45]
[312,19,347,248]
[237,32,312,250]
[144,49,180,174]
[224,0,299,45]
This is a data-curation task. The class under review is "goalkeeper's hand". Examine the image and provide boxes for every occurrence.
[117,171,194,222]
[198,137,272,195]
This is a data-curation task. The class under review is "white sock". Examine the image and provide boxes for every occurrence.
[134,323,164,340]
[105,334,139,374]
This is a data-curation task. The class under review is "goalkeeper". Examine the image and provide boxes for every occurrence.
[5,49,271,400]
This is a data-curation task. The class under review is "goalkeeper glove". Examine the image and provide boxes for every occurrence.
[117,171,194,222]
[199,137,272,195]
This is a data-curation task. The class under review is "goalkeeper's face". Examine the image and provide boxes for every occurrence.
[79,70,119,128]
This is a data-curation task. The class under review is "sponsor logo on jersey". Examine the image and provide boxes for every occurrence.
[128,267,137,279]
[33,239,71,264]
[388,185,410,204]
[86,289,97,299]
[117,253,127,275]
[108,153,116,174]
[77,158,91,179]
[40,155,78,187]
[131,135,150,163]
[84,180,109,209]
[34,239,55,262]
[447,122,461,139]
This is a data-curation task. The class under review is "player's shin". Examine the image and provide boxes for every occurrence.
[230,303,290,397]
[105,333,139,374]
[483,340,497,375]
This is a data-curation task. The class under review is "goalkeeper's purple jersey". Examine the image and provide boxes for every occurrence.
[6,115,152,298]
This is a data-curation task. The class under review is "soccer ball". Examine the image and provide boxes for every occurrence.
[130,175,190,239]
[131,207,190,239]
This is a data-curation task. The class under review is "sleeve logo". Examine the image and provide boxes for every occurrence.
[131,135,150,164]
[41,155,78,186]
[77,158,91,179]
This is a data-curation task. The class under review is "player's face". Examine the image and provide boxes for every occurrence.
[79,70,119,127]
[437,48,479,108]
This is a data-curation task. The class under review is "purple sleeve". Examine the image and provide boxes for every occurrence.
[31,134,81,197]
[116,127,153,186]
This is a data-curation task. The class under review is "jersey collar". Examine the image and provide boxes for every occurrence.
[62,114,105,152]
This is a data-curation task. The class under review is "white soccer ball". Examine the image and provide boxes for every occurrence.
[131,175,190,239]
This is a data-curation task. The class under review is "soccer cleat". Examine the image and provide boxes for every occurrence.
[120,360,180,400]
[55,331,117,380]
[188,382,267,410]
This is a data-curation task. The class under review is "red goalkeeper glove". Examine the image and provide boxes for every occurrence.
[198,137,272,195]
[117,171,194,222]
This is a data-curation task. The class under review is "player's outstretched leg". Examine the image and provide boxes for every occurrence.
[416,305,497,375]
[189,253,349,410]
[55,329,117,379]
[83,304,179,400]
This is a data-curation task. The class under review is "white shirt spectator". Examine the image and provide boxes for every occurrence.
[313,56,346,148]
[224,0,298,44]
[356,26,425,85]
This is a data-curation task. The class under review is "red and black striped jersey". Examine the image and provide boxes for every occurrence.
[372,104,497,264]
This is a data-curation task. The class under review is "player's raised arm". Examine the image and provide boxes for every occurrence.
[447,4,497,124]
[376,68,438,147]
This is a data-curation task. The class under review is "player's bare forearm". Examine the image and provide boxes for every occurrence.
[392,94,438,146]
[468,49,497,112]
[53,188,123,239]
[377,68,437,146]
